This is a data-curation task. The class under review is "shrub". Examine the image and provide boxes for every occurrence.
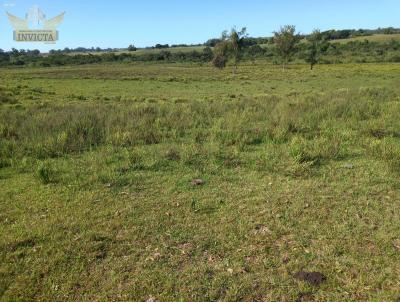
[212,54,228,69]
[387,55,400,63]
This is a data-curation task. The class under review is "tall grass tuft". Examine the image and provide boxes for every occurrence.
[36,161,57,184]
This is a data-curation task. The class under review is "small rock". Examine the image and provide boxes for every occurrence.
[282,253,290,264]
[146,252,162,262]
[207,255,215,263]
[393,239,400,250]
[227,268,234,275]
[146,296,155,302]
[342,163,355,169]
[294,271,326,286]
[253,224,271,235]
[153,252,161,260]
[191,179,205,186]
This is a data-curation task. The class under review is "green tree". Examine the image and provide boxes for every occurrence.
[127,44,137,51]
[212,43,229,69]
[230,27,248,74]
[305,29,323,70]
[273,25,300,70]
[212,27,248,74]
[202,47,214,61]
[212,31,230,70]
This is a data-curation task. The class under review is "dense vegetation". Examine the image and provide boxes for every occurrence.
[1,62,400,301]
[1,27,400,67]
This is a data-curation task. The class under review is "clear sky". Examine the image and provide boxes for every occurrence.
[0,0,399,51]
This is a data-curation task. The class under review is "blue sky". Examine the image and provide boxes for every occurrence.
[0,0,399,51]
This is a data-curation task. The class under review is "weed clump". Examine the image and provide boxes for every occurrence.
[36,161,57,184]
[129,150,145,170]
[367,138,400,174]
[165,148,181,161]
[0,88,17,104]
[289,137,320,165]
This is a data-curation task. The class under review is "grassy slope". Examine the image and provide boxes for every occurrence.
[71,33,400,56]
[1,62,400,301]
[332,33,400,43]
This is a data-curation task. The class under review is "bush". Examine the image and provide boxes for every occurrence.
[212,54,228,69]
[387,55,400,62]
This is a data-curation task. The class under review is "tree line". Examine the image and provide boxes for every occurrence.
[210,25,400,72]
[0,26,399,68]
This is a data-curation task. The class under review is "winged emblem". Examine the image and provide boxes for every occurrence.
[43,13,65,30]
[7,10,65,30]
[6,12,28,30]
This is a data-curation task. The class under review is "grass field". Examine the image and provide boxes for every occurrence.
[69,46,206,56]
[65,34,400,57]
[332,34,400,43]
[1,62,400,301]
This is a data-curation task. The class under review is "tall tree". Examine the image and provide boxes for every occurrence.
[273,25,300,71]
[212,31,229,70]
[229,27,248,74]
[212,27,248,74]
[305,29,323,70]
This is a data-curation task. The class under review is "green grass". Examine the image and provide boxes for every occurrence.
[67,34,400,56]
[1,62,400,301]
[332,33,400,43]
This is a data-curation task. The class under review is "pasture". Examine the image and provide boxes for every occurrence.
[1,62,400,301]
